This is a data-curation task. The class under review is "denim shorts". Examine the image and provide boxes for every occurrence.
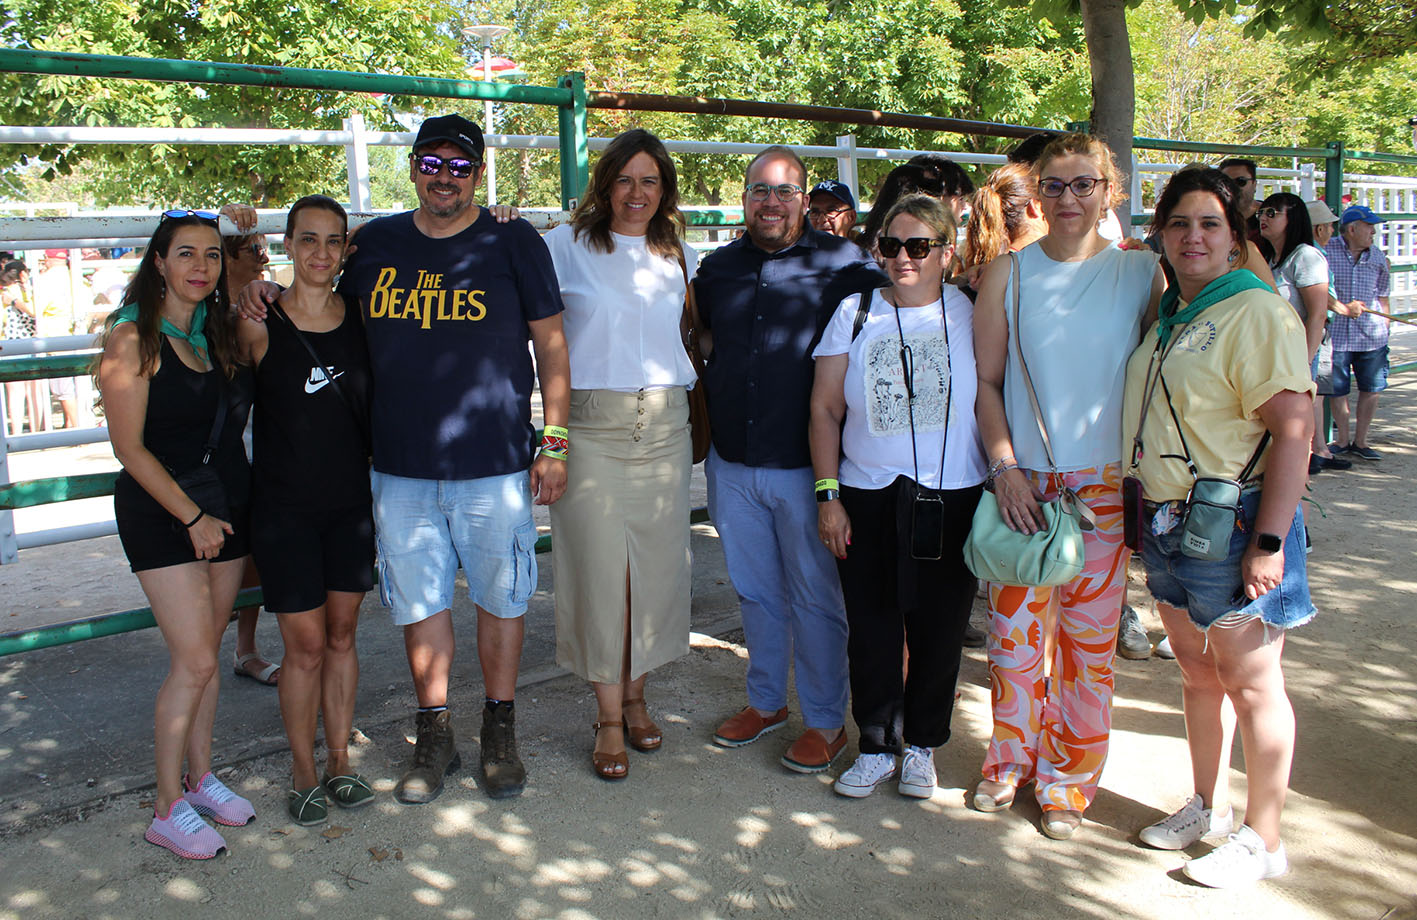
[371,470,538,626]
[1139,490,1316,631]
[1329,345,1389,396]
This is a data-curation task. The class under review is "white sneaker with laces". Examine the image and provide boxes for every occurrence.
[1183,825,1287,888]
[833,752,897,798]
[1139,794,1233,850]
[898,745,936,799]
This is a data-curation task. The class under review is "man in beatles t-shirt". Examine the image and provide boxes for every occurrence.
[254,114,570,802]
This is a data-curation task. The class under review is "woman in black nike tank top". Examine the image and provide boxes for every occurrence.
[236,195,375,825]
[97,211,257,859]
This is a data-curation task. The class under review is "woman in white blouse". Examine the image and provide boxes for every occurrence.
[543,129,697,781]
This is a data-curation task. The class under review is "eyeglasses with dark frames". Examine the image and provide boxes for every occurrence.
[1257,206,1288,220]
[412,153,478,179]
[877,236,946,259]
[745,183,804,202]
[808,206,853,220]
[1038,177,1107,199]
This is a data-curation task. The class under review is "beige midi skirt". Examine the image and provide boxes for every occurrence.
[550,387,692,683]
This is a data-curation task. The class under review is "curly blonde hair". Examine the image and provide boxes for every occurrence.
[1036,133,1128,209]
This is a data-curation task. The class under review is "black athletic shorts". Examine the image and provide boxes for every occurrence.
[250,502,375,613]
[115,478,250,573]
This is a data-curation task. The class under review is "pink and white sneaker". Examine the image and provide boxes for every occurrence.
[183,772,255,827]
[145,799,227,860]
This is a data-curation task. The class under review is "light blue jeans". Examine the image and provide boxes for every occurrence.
[705,448,848,729]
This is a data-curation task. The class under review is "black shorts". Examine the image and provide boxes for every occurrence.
[250,502,375,613]
[115,480,251,573]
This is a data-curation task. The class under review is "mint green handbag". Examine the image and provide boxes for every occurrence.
[963,253,1093,587]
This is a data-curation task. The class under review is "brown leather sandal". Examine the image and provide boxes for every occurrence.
[623,698,662,753]
[592,721,629,780]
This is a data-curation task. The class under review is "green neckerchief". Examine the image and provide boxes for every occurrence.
[1155,269,1269,349]
[113,300,209,359]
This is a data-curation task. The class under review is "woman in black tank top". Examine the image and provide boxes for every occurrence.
[97,211,257,859]
[236,195,376,825]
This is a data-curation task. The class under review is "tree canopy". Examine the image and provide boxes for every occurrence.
[0,0,1412,209]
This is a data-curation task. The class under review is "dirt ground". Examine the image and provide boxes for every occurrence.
[2,375,1416,919]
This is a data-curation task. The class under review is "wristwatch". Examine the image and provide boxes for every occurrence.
[816,489,840,503]
[1254,532,1283,553]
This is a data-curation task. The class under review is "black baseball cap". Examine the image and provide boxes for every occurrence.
[412,114,485,161]
[809,179,857,211]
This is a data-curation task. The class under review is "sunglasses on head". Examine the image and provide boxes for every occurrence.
[1258,206,1288,220]
[412,153,478,179]
[161,209,220,223]
[877,236,945,259]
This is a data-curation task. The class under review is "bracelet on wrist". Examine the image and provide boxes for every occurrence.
[184,510,205,528]
[814,478,840,494]
[539,430,569,461]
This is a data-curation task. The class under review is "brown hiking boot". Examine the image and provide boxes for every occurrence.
[480,701,526,799]
[394,709,461,804]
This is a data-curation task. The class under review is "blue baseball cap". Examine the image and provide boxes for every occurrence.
[1340,205,1384,227]
[809,180,857,211]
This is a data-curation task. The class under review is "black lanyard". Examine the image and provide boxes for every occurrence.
[882,287,951,490]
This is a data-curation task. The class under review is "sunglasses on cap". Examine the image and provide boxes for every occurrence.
[161,209,220,222]
[412,153,478,179]
[877,236,946,259]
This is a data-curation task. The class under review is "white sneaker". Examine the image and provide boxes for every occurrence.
[833,752,897,798]
[1155,636,1176,659]
[898,746,936,799]
[1183,825,1288,888]
[1139,794,1234,850]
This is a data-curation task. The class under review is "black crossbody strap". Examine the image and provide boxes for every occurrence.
[199,368,228,466]
[270,298,370,449]
[1157,373,1270,483]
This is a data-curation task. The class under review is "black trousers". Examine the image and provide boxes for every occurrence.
[837,476,981,754]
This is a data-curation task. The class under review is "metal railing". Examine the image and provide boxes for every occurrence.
[2,47,1417,655]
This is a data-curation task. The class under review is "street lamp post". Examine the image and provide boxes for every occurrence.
[463,23,511,205]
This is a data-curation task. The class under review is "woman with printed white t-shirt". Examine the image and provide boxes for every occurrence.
[543,129,697,782]
[810,194,987,802]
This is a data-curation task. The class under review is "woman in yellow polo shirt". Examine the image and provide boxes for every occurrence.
[1121,166,1315,889]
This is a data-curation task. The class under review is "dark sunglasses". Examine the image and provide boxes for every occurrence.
[412,153,478,179]
[246,242,269,260]
[1038,177,1106,199]
[877,236,946,259]
[161,209,220,223]
[1230,176,1254,187]
[1258,206,1288,220]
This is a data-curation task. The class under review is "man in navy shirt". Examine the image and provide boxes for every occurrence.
[244,115,570,804]
[695,146,883,774]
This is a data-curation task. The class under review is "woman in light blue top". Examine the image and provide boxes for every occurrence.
[971,134,1163,840]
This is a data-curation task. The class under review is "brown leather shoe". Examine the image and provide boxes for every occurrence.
[712,706,788,747]
[781,728,847,773]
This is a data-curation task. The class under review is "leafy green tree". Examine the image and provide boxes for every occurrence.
[0,0,467,206]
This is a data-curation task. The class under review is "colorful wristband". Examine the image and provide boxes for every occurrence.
[542,425,569,440]
[814,478,840,493]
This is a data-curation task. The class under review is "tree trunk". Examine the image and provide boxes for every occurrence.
[1081,0,1136,235]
